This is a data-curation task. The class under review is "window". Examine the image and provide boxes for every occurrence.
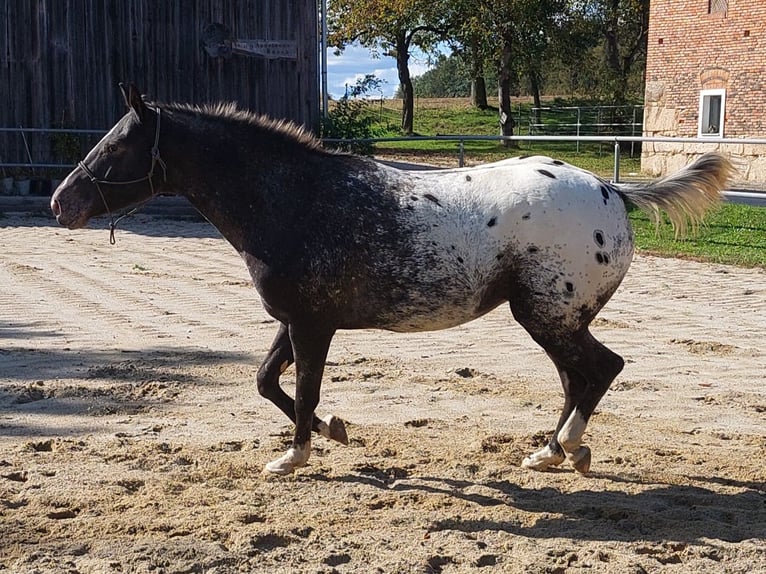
[698,89,725,137]
[709,0,727,15]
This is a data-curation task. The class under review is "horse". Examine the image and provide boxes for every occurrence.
[51,84,735,476]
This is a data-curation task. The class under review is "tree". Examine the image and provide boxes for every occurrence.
[446,1,494,109]
[448,0,566,143]
[600,0,649,104]
[564,0,649,103]
[328,0,449,135]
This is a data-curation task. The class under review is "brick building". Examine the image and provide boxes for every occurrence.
[642,0,766,181]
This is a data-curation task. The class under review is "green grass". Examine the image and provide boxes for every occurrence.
[629,203,766,267]
[347,97,765,268]
[363,98,641,176]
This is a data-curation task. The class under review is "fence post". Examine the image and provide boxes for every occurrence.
[576,108,581,153]
[458,140,465,167]
[613,140,621,183]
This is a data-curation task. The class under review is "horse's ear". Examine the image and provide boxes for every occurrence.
[119,82,147,122]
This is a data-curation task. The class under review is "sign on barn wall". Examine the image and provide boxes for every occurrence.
[200,23,297,60]
[231,40,297,60]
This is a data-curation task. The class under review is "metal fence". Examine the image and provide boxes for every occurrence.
[528,105,644,154]
[3,130,766,188]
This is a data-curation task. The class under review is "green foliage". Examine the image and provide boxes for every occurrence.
[406,53,499,98]
[51,132,81,163]
[409,54,471,98]
[320,75,385,155]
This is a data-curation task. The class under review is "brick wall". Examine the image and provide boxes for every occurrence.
[642,0,766,181]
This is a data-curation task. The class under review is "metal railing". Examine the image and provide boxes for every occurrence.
[528,105,644,154]
[3,128,766,185]
[0,127,104,171]
[323,134,766,184]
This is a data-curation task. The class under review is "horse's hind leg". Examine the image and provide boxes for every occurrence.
[257,323,347,454]
[516,319,624,473]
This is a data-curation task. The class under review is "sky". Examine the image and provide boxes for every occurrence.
[324,44,435,99]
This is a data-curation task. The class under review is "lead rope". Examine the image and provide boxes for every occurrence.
[78,107,167,244]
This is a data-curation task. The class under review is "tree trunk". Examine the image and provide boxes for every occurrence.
[529,69,542,125]
[471,76,488,109]
[395,33,415,135]
[497,35,516,148]
[470,54,488,109]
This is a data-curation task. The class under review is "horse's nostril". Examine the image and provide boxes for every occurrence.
[51,198,61,217]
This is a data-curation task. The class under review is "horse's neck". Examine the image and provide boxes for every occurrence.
[161,113,315,250]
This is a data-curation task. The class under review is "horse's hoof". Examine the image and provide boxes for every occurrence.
[320,415,349,445]
[264,443,310,475]
[521,445,565,472]
[567,445,591,474]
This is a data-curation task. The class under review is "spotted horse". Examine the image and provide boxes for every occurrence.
[51,84,736,476]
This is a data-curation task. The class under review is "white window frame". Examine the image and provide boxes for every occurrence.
[698,89,726,138]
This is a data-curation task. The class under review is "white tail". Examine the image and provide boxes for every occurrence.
[618,152,737,237]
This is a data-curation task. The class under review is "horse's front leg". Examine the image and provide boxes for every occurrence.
[257,323,347,454]
[264,323,336,475]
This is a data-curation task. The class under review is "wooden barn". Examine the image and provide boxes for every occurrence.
[642,0,766,181]
[0,0,318,168]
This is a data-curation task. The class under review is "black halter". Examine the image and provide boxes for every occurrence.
[78,106,167,244]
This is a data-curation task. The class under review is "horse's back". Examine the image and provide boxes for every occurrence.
[377,157,636,333]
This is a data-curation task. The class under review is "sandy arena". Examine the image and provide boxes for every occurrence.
[0,214,764,573]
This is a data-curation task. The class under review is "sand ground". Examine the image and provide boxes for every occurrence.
[0,215,764,573]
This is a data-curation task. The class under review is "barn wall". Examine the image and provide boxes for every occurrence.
[0,0,318,166]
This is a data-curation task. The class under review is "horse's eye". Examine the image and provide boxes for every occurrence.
[105,143,118,154]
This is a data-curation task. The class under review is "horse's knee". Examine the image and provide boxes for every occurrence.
[256,364,279,399]
[255,369,269,397]
[605,349,625,381]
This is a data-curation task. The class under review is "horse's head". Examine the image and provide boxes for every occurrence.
[51,83,166,229]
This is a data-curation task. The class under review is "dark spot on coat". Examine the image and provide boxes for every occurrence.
[456,256,464,264]
[595,252,610,265]
[465,175,472,182]
[522,213,531,220]
[600,186,610,200]
[487,217,497,227]
[527,245,539,254]
[551,159,564,165]
[410,195,419,201]
[450,245,456,250]
[517,154,530,160]
[593,230,605,247]
[496,253,504,260]
[537,169,556,179]
[565,282,575,293]
[423,193,441,206]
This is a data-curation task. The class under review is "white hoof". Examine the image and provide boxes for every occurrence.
[521,444,566,472]
[567,445,592,474]
[317,415,348,445]
[264,442,311,475]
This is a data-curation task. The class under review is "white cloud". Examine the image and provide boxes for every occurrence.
[324,44,439,99]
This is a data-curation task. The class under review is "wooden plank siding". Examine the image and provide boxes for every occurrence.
[0,0,318,167]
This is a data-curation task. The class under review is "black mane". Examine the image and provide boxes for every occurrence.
[159,100,327,153]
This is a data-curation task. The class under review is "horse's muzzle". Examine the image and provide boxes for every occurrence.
[50,196,88,229]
